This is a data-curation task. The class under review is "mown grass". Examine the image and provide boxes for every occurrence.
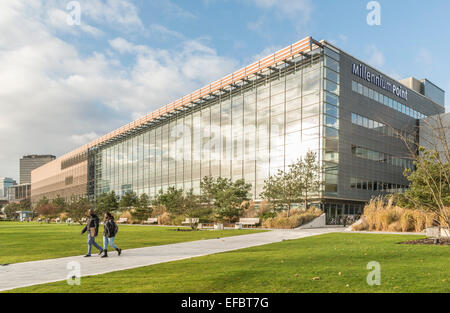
[0,221,265,264]
[6,233,449,293]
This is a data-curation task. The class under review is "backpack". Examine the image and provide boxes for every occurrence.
[113,221,119,235]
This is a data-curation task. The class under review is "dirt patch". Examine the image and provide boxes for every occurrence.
[399,238,450,246]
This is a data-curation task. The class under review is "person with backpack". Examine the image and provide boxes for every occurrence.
[101,212,122,258]
[81,209,103,257]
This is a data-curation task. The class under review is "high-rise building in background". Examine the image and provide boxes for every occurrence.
[0,177,17,200]
[30,37,446,224]
[20,155,55,184]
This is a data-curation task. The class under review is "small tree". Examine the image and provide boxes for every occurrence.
[36,203,61,221]
[261,169,301,217]
[119,191,139,211]
[67,196,93,224]
[131,193,153,223]
[19,198,32,211]
[95,191,119,216]
[153,187,184,216]
[398,148,450,229]
[200,177,252,223]
[3,203,20,220]
[36,196,49,209]
[298,151,321,210]
[52,195,67,214]
[261,151,321,217]
[184,189,212,229]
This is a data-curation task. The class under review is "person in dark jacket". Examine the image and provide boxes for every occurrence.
[101,212,122,258]
[81,209,103,257]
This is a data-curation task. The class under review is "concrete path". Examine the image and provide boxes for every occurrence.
[0,228,343,292]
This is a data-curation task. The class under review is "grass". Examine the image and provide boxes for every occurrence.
[0,221,265,264]
[6,233,449,293]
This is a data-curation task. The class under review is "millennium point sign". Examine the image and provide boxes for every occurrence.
[352,63,408,101]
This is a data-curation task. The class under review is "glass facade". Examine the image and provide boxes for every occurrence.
[422,79,445,108]
[93,48,331,200]
[322,46,340,195]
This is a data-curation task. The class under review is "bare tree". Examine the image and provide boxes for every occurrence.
[395,114,450,231]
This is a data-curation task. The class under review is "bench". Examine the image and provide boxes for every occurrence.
[144,217,158,224]
[182,218,199,225]
[239,218,260,228]
[118,217,128,224]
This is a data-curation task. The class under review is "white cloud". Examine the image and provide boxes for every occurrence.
[156,0,197,19]
[77,0,144,32]
[249,0,312,21]
[71,132,100,145]
[45,7,104,37]
[0,0,238,180]
[366,44,385,68]
[246,0,313,36]
[416,48,433,66]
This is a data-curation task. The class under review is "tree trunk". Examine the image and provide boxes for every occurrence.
[304,191,308,211]
[287,203,291,218]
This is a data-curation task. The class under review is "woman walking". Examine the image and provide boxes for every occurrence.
[101,212,122,258]
[81,209,103,257]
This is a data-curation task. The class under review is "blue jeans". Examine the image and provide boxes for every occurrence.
[87,233,102,255]
[103,236,119,250]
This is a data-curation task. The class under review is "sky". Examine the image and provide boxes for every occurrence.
[1,0,449,181]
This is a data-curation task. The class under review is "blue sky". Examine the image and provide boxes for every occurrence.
[0,0,449,180]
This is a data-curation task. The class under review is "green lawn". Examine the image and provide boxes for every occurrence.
[6,233,450,293]
[0,221,265,264]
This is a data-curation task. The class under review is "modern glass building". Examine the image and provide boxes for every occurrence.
[31,37,446,224]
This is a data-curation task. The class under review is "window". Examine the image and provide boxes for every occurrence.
[325,91,339,106]
[325,80,339,94]
[324,47,340,61]
[326,103,338,117]
[350,81,427,119]
[325,68,339,83]
[325,127,338,139]
[325,115,339,128]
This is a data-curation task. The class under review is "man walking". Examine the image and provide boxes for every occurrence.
[81,209,103,257]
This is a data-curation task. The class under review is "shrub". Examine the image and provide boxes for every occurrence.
[352,219,369,231]
[400,211,415,232]
[158,212,171,225]
[262,208,322,229]
[352,196,436,233]
[118,211,134,224]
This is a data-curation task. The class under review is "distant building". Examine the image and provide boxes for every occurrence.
[20,155,56,184]
[0,177,16,200]
[7,183,31,202]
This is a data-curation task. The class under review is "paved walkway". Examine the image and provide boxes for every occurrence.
[0,228,343,292]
